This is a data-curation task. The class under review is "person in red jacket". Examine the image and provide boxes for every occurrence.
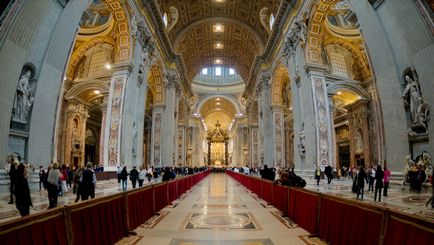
[383,166,391,196]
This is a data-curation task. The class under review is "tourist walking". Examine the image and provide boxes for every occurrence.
[47,163,62,208]
[324,165,333,184]
[357,166,367,200]
[120,166,128,191]
[73,165,84,202]
[368,166,376,192]
[130,166,139,189]
[374,165,384,202]
[383,166,391,196]
[14,163,32,216]
[38,166,46,191]
[60,165,68,195]
[8,161,17,204]
[315,167,321,186]
[80,162,96,200]
[147,167,153,182]
[138,167,146,187]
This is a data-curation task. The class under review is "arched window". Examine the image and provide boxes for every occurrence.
[162,12,168,27]
[269,13,275,30]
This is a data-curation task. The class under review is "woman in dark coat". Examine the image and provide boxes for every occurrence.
[356,167,367,200]
[374,165,384,202]
[14,163,32,216]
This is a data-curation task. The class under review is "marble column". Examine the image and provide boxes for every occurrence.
[258,72,275,167]
[310,75,333,168]
[79,115,88,166]
[348,116,356,167]
[272,106,285,167]
[99,97,108,166]
[150,106,164,167]
[207,139,211,165]
[160,72,178,166]
[249,126,259,167]
[104,70,129,169]
[225,140,229,165]
[328,95,337,168]
[64,108,74,167]
[177,126,186,166]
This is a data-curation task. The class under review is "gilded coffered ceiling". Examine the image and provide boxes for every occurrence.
[157,0,281,81]
[199,97,236,119]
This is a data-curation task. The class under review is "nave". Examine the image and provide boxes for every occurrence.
[117,173,314,245]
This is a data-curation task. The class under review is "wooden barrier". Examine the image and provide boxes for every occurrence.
[0,170,210,245]
[226,170,434,245]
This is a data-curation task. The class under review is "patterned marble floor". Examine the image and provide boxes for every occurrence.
[302,175,434,220]
[117,174,316,245]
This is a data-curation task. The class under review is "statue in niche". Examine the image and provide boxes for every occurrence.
[13,70,34,123]
[401,69,430,133]
[355,130,363,154]
[131,15,138,38]
[298,123,306,158]
[132,122,138,159]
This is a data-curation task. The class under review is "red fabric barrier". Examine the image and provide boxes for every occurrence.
[287,188,296,220]
[70,195,127,245]
[383,216,434,245]
[168,180,178,203]
[0,210,68,245]
[291,189,319,234]
[251,177,261,196]
[154,183,169,212]
[127,187,154,230]
[178,178,186,194]
[261,180,273,204]
[272,184,288,214]
[319,197,382,245]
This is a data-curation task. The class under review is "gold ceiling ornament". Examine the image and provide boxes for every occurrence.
[156,0,281,81]
[100,0,131,62]
[271,64,290,106]
[175,21,262,81]
[306,0,342,64]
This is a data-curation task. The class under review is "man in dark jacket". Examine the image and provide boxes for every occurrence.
[80,163,96,200]
[260,165,275,181]
[130,166,139,189]
[9,162,17,204]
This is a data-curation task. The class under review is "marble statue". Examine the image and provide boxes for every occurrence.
[401,71,429,133]
[131,15,138,38]
[13,70,34,123]
[298,125,306,158]
[132,122,138,159]
[402,75,422,124]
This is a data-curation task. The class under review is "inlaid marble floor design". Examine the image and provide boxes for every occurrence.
[117,173,314,245]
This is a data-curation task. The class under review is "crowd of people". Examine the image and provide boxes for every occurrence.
[229,165,306,188]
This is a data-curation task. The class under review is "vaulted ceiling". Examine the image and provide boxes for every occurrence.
[157,0,281,82]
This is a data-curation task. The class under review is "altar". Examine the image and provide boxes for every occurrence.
[206,121,229,166]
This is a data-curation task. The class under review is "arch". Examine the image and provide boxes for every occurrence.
[64,81,110,100]
[323,38,371,81]
[66,36,116,80]
[271,65,290,106]
[327,81,370,100]
[195,94,242,116]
